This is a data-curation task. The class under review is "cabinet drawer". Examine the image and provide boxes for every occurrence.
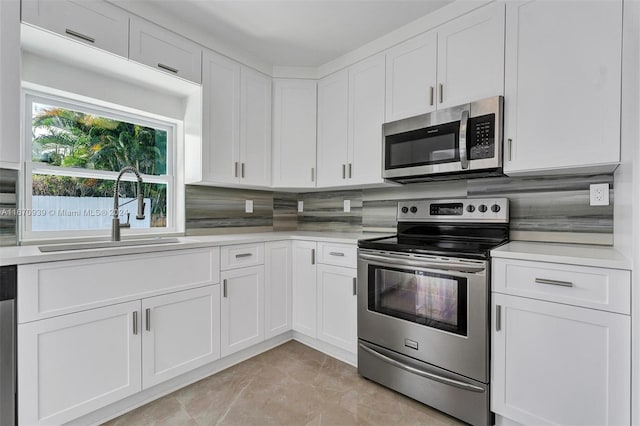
[492,258,630,314]
[220,243,264,270]
[129,17,202,84]
[22,0,129,57]
[317,242,357,267]
[18,248,219,323]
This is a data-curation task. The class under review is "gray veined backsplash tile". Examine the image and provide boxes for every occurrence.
[273,192,297,231]
[296,190,363,233]
[0,168,18,246]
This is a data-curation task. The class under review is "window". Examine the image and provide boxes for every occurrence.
[23,92,178,240]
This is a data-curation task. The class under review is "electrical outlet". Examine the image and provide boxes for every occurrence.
[344,199,351,212]
[297,201,304,213]
[589,183,609,206]
[245,200,253,213]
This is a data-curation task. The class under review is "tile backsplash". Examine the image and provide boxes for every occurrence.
[186,173,614,245]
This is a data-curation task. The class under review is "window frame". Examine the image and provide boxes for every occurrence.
[22,90,179,242]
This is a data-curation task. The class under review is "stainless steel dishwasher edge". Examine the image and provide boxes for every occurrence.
[0,265,17,426]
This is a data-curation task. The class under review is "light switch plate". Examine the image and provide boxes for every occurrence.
[344,199,351,212]
[589,183,609,206]
[245,200,253,213]
[298,201,304,213]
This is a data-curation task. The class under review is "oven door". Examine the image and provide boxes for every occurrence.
[357,249,489,383]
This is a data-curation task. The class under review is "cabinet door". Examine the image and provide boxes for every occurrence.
[21,0,129,57]
[317,264,357,353]
[240,67,272,186]
[0,0,21,168]
[264,241,292,339]
[220,265,265,357]
[348,54,386,185]
[292,241,317,338]
[385,31,438,121]
[18,301,142,425]
[272,79,317,188]
[202,50,241,184]
[317,70,349,187]
[141,285,220,389]
[129,18,202,84]
[492,293,630,426]
[503,0,622,174]
[437,2,504,109]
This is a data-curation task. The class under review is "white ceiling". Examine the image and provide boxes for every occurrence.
[114,0,453,67]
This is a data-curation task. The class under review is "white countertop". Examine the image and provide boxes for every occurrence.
[491,241,632,270]
[0,231,392,266]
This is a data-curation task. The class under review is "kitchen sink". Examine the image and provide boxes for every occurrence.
[38,237,182,252]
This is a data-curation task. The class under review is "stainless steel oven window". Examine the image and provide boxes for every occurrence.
[367,264,468,336]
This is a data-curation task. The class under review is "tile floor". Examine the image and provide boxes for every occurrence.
[103,341,463,426]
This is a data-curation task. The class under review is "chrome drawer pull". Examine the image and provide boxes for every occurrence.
[311,249,315,265]
[329,252,345,257]
[65,29,95,43]
[495,305,501,332]
[235,253,252,258]
[535,278,574,288]
[132,311,138,335]
[353,277,357,296]
[157,63,179,74]
[223,279,228,298]
[145,308,151,331]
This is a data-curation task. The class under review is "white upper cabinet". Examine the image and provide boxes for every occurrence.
[129,18,202,84]
[316,54,385,187]
[317,70,349,187]
[240,67,272,186]
[193,50,272,187]
[348,54,386,185]
[437,2,505,109]
[21,0,129,57]
[385,3,504,120]
[385,31,437,121]
[0,0,20,168]
[272,79,318,188]
[503,0,622,175]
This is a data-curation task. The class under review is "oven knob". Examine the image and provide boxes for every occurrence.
[478,204,488,213]
[491,204,501,213]
[410,206,418,213]
[401,206,409,214]
[466,205,475,213]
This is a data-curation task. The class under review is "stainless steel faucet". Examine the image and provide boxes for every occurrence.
[112,166,145,241]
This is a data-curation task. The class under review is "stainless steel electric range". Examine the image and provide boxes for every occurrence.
[357,198,509,426]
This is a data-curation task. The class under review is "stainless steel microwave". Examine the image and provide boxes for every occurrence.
[382,96,504,183]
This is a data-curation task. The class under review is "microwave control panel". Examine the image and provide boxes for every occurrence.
[468,113,495,160]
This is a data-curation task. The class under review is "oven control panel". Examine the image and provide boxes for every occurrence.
[398,198,509,223]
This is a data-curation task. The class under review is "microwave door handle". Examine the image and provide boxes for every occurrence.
[459,109,469,170]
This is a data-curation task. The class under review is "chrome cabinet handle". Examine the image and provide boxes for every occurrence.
[234,162,239,177]
[65,29,95,43]
[311,249,315,265]
[145,308,151,331]
[241,163,245,178]
[311,167,315,182]
[439,83,444,103]
[348,163,352,178]
[352,277,357,296]
[133,311,138,335]
[157,63,179,74]
[342,164,346,179]
[359,343,485,392]
[329,252,345,257]
[235,253,252,258]
[459,110,469,170]
[223,279,228,298]
[507,139,513,161]
[430,86,434,106]
[495,305,501,331]
[535,278,574,288]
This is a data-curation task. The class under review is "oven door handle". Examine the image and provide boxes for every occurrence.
[459,109,469,170]
[359,343,485,393]
[358,253,485,274]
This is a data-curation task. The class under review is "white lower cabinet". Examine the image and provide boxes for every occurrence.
[292,241,318,338]
[220,265,265,357]
[18,301,142,426]
[141,285,220,389]
[316,264,357,353]
[265,241,292,339]
[491,293,631,426]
